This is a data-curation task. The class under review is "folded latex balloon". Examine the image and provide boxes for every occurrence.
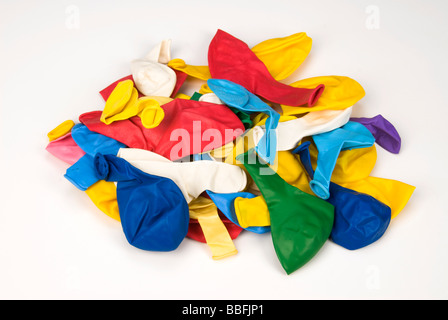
[94,153,189,251]
[236,149,334,274]
[208,78,280,164]
[100,80,166,129]
[281,76,365,115]
[350,114,401,154]
[253,106,353,152]
[64,124,127,191]
[208,29,324,107]
[79,98,245,161]
[310,121,375,199]
[117,148,247,203]
[47,120,75,142]
[206,190,269,234]
[45,132,86,165]
[189,196,238,260]
[293,141,391,250]
[131,41,177,97]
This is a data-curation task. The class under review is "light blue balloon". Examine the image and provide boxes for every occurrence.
[310,121,375,199]
[71,123,126,157]
[207,79,280,164]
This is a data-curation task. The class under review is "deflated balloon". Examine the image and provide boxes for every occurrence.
[93,154,189,251]
[208,29,324,107]
[350,114,401,154]
[168,31,312,82]
[189,196,238,260]
[236,149,334,275]
[208,78,280,164]
[100,80,166,129]
[251,32,312,81]
[198,92,253,129]
[47,120,75,142]
[281,76,365,115]
[79,98,245,161]
[116,148,247,203]
[85,180,121,222]
[46,132,86,165]
[131,41,177,97]
[310,121,375,199]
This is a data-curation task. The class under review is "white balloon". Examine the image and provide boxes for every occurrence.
[117,148,248,203]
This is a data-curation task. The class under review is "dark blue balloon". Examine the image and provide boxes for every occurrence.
[94,153,190,252]
[292,141,391,250]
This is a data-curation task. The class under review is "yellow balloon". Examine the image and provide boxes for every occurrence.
[168,32,313,82]
[174,93,191,100]
[251,32,312,81]
[281,76,365,115]
[167,58,211,81]
[100,80,139,125]
[137,98,165,129]
[189,196,238,260]
[100,80,169,129]
[307,139,378,184]
[85,180,120,221]
[47,120,75,141]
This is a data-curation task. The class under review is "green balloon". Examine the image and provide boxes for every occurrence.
[236,149,334,274]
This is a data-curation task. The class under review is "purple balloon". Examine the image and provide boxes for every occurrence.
[350,115,401,154]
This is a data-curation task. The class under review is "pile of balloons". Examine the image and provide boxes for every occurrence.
[46,29,415,274]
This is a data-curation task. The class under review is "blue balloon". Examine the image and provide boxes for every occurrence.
[64,124,127,191]
[64,154,98,191]
[310,121,375,199]
[206,190,270,234]
[292,141,391,250]
[94,153,190,252]
[71,123,127,157]
[207,79,280,164]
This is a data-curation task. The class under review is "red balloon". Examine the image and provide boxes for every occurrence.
[79,99,245,161]
[208,29,324,107]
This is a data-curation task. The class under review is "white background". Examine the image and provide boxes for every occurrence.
[1,0,447,300]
